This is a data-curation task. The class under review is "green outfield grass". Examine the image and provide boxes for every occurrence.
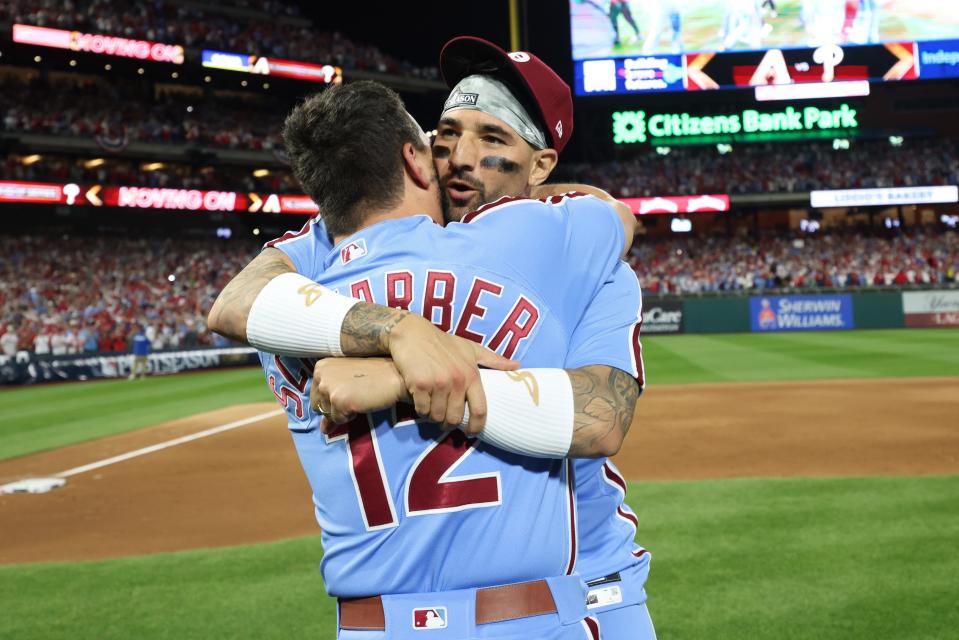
[2,475,957,640]
[642,328,959,384]
[2,329,957,462]
[0,367,273,461]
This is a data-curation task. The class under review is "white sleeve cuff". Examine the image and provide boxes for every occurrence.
[462,368,574,458]
[246,272,360,357]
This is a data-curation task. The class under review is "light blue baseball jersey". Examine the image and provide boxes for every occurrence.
[260,194,628,598]
[565,260,650,582]
[564,260,653,637]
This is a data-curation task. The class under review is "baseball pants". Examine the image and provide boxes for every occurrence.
[337,574,595,639]
[585,559,657,639]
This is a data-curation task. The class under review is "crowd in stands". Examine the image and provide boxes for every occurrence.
[1,76,285,150]
[0,0,438,78]
[559,138,959,197]
[0,234,259,356]
[1,226,956,356]
[3,154,299,193]
[628,227,959,295]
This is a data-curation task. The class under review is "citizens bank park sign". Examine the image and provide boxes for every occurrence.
[613,104,858,145]
[0,181,318,214]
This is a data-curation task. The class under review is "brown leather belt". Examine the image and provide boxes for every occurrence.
[338,579,556,630]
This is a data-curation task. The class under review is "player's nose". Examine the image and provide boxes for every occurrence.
[449,135,478,171]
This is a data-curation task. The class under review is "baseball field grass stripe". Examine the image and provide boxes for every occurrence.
[0,368,274,461]
[2,328,956,462]
[2,475,957,639]
[642,328,959,384]
[56,408,284,479]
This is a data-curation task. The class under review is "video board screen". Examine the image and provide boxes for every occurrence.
[570,1,959,96]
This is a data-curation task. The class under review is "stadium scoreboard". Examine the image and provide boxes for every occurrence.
[569,2,959,97]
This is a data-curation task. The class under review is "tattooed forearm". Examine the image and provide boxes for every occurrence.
[339,303,410,356]
[567,365,639,457]
[207,248,294,342]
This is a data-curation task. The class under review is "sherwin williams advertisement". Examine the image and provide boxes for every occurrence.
[750,295,854,332]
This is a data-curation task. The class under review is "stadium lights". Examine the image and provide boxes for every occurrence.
[69,59,77,67]
[33,55,41,62]
[889,136,904,147]
[252,228,261,236]
[137,67,145,75]
[104,63,111,71]
[22,154,41,165]
[252,169,270,178]
[204,75,211,83]
[142,162,165,171]
[83,158,105,168]
[171,71,178,79]
[241,80,248,87]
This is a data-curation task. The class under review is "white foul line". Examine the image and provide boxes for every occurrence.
[55,409,285,479]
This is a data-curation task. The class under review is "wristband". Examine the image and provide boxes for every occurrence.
[246,272,360,357]
[461,368,574,458]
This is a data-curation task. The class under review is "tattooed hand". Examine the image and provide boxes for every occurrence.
[341,306,520,432]
[311,357,408,431]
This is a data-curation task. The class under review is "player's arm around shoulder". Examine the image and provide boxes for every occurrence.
[207,247,295,343]
[311,358,638,459]
[532,182,636,257]
[208,247,516,433]
[567,365,640,458]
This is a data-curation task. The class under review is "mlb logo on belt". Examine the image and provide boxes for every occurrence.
[412,606,448,630]
[340,239,367,264]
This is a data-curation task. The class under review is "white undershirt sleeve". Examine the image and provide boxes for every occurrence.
[460,368,574,458]
[246,272,360,357]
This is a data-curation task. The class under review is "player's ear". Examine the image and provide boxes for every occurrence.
[527,149,558,187]
[402,141,433,190]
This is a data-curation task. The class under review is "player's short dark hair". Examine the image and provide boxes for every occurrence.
[282,81,427,237]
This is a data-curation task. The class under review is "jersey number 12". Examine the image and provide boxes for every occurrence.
[326,409,501,531]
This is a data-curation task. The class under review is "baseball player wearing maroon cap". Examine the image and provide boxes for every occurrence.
[434,37,656,640]
[434,36,575,223]
[208,34,655,640]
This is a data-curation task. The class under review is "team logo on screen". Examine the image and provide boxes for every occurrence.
[412,606,448,629]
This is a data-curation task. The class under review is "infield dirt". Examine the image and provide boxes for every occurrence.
[2,377,957,564]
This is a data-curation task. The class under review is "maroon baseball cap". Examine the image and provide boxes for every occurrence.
[440,36,574,154]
